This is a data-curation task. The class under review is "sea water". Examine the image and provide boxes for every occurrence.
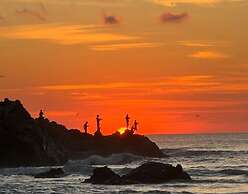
[0,133,247,194]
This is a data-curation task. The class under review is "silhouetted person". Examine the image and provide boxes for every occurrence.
[83,121,89,134]
[131,120,138,134]
[94,115,102,137]
[125,114,130,129]
[39,109,44,119]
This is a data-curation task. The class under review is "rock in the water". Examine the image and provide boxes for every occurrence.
[34,168,65,178]
[84,166,121,184]
[123,162,191,183]
[85,162,191,185]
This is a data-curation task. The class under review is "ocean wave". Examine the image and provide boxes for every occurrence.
[189,167,248,178]
[118,190,171,194]
[64,153,144,175]
[161,148,248,158]
[219,169,248,176]
[0,166,62,176]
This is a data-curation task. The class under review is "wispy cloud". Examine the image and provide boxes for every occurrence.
[91,42,161,51]
[178,40,215,47]
[190,51,229,59]
[148,0,245,7]
[39,75,220,91]
[160,12,189,23]
[16,8,47,21]
[0,23,139,45]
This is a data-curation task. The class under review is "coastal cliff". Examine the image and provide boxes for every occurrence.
[0,98,165,168]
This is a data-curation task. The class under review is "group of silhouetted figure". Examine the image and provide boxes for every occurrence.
[83,114,138,136]
[38,110,138,136]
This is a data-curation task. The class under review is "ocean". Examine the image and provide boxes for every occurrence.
[0,133,247,194]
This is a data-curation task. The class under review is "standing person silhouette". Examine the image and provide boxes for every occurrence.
[96,115,102,133]
[83,121,89,134]
[131,120,138,134]
[133,120,138,132]
[125,114,130,129]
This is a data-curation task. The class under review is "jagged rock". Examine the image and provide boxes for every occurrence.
[0,98,165,168]
[85,162,191,185]
[0,99,67,168]
[84,166,121,184]
[123,162,191,183]
[35,115,165,159]
[34,168,65,178]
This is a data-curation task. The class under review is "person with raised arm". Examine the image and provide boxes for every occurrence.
[125,114,130,129]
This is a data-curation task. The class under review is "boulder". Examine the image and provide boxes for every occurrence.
[123,162,191,183]
[85,162,191,185]
[34,168,65,178]
[84,166,121,184]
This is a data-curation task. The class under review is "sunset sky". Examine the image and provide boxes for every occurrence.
[1,0,248,134]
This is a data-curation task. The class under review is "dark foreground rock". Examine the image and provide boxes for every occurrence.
[0,99,67,168]
[84,166,122,184]
[36,119,165,159]
[123,162,191,183]
[84,162,191,185]
[34,168,65,178]
[0,98,164,168]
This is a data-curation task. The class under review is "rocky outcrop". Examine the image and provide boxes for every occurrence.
[85,162,191,185]
[123,162,191,183]
[84,166,121,184]
[0,98,165,168]
[34,168,65,178]
[0,98,67,168]
[35,119,164,159]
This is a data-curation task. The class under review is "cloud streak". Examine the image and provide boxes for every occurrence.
[190,51,229,59]
[177,40,215,47]
[148,0,245,7]
[160,12,189,23]
[16,8,47,21]
[91,42,161,51]
[0,23,139,45]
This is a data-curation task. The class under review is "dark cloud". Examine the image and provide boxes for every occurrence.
[16,8,46,22]
[160,12,189,23]
[0,75,5,78]
[103,13,120,25]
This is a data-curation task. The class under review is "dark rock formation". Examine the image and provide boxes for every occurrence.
[34,168,65,178]
[84,166,121,184]
[123,162,191,183]
[85,162,191,185]
[0,98,67,168]
[35,118,164,159]
[0,98,165,168]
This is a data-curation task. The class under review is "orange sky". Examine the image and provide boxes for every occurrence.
[0,0,248,134]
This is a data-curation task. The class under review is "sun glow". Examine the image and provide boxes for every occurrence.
[118,127,127,135]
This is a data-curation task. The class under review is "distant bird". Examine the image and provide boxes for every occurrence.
[195,114,200,118]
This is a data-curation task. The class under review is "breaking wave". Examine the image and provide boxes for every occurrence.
[64,153,144,175]
[161,148,248,158]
